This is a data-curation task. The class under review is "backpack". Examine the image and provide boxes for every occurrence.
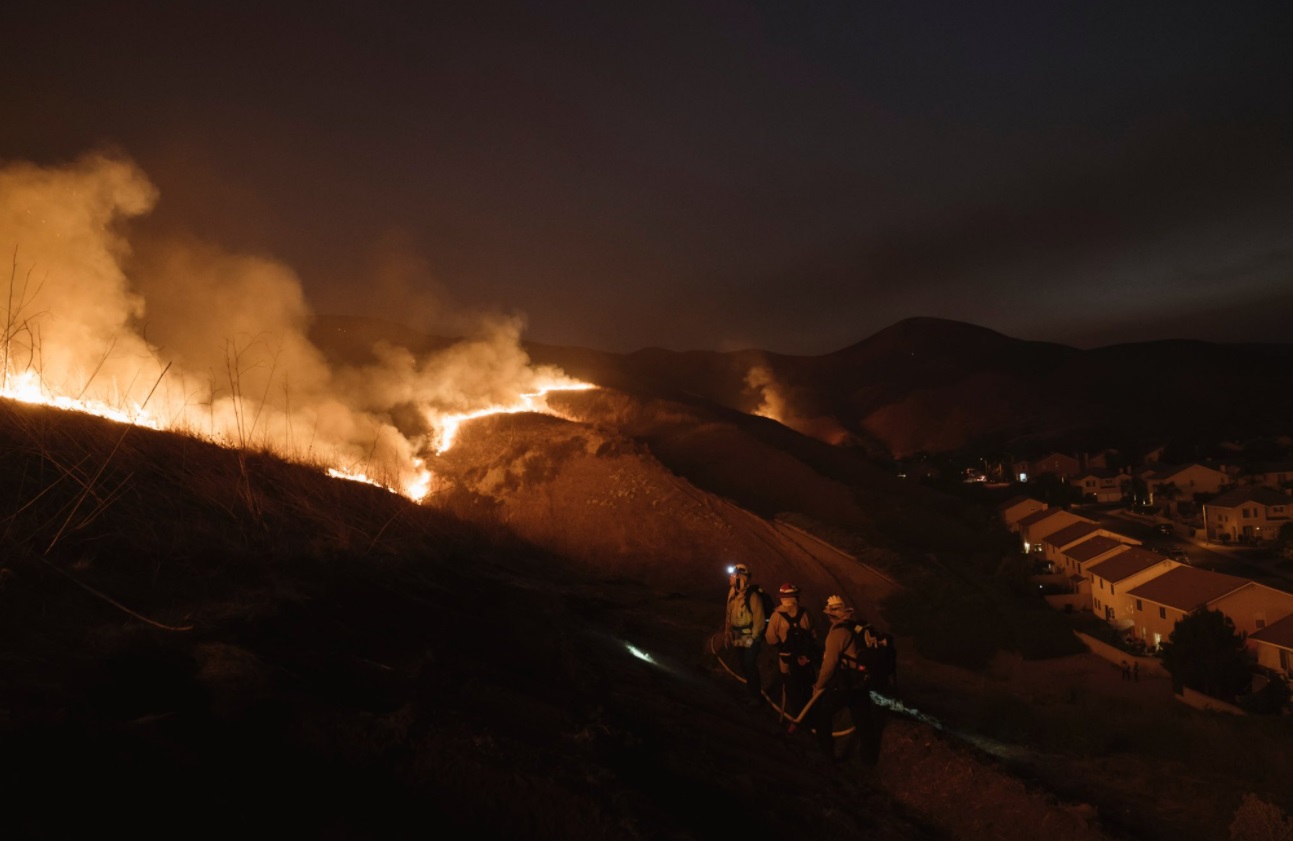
[774,607,815,659]
[837,622,894,687]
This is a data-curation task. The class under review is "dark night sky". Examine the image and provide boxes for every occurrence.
[4,1,1293,354]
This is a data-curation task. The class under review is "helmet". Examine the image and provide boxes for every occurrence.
[823,594,853,617]
[730,563,750,576]
[778,582,800,597]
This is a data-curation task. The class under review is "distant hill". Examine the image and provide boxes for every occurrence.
[313,314,1293,459]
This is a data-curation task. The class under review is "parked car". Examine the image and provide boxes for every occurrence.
[1167,549,1190,564]
[1154,523,1174,535]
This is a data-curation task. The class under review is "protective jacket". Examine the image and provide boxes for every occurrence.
[726,577,765,648]
[813,616,877,692]
[765,604,814,673]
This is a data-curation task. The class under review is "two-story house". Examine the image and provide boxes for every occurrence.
[1068,467,1132,503]
[1244,460,1293,493]
[1029,452,1082,481]
[1250,614,1293,678]
[1017,508,1090,555]
[1041,521,1136,572]
[1208,580,1293,643]
[997,495,1047,533]
[1204,485,1293,544]
[1126,567,1251,650]
[1088,547,1181,629]
[1059,534,1134,595]
[1144,463,1232,508]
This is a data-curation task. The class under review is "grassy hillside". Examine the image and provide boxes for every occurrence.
[6,394,1293,841]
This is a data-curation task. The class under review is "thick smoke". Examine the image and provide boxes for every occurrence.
[0,153,583,496]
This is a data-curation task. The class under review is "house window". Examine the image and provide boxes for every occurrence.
[1282,650,1292,675]
[1111,584,1116,595]
[1135,599,1142,611]
[1159,606,1166,619]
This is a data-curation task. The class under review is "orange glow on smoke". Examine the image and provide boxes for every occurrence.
[0,153,598,504]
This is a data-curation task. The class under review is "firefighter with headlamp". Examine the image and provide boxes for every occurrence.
[724,563,766,706]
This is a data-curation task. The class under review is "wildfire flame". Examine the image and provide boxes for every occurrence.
[434,381,595,454]
[0,153,597,503]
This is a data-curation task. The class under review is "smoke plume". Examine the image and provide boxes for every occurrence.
[0,152,585,497]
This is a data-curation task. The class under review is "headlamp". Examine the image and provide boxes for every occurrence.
[727,565,737,575]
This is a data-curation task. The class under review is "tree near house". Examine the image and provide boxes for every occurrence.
[1125,475,1150,509]
[1158,608,1252,701]
[1277,522,1293,563]
[1155,480,1182,514]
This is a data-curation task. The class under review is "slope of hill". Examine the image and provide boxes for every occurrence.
[3,395,1134,841]
[505,315,1292,458]
[9,377,1293,840]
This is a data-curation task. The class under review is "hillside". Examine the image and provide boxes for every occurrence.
[511,316,1293,458]
[3,390,1166,841]
[9,372,1293,840]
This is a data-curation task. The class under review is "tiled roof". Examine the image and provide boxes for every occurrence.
[1156,463,1227,482]
[1207,485,1293,509]
[1088,547,1172,583]
[1043,521,1100,548]
[997,494,1040,512]
[1126,567,1250,611]
[1064,534,1128,562]
[1017,508,1067,528]
[1250,613,1293,650]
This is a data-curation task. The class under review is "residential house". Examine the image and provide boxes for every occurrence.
[1208,580,1293,643]
[1126,567,1250,650]
[1084,449,1121,470]
[1204,485,1293,544]
[997,495,1047,533]
[1059,534,1133,595]
[1144,463,1232,504]
[1068,467,1132,503]
[1250,614,1293,678]
[1041,521,1132,571]
[1017,508,1090,555]
[1029,452,1082,481]
[1088,547,1181,629]
[1244,460,1293,493]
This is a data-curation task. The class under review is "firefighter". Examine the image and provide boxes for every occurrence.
[725,563,766,705]
[765,582,816,716]
[812,594,879,765]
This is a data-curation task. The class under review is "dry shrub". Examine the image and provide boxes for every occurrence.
[1230,794,1293,841]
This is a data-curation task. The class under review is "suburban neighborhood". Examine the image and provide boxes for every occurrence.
[992,443,1293,713]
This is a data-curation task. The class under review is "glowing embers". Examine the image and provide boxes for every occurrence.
[432,381,595,454]
[1,368,160,429]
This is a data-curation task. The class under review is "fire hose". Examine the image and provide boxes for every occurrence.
[708,630,855,737]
